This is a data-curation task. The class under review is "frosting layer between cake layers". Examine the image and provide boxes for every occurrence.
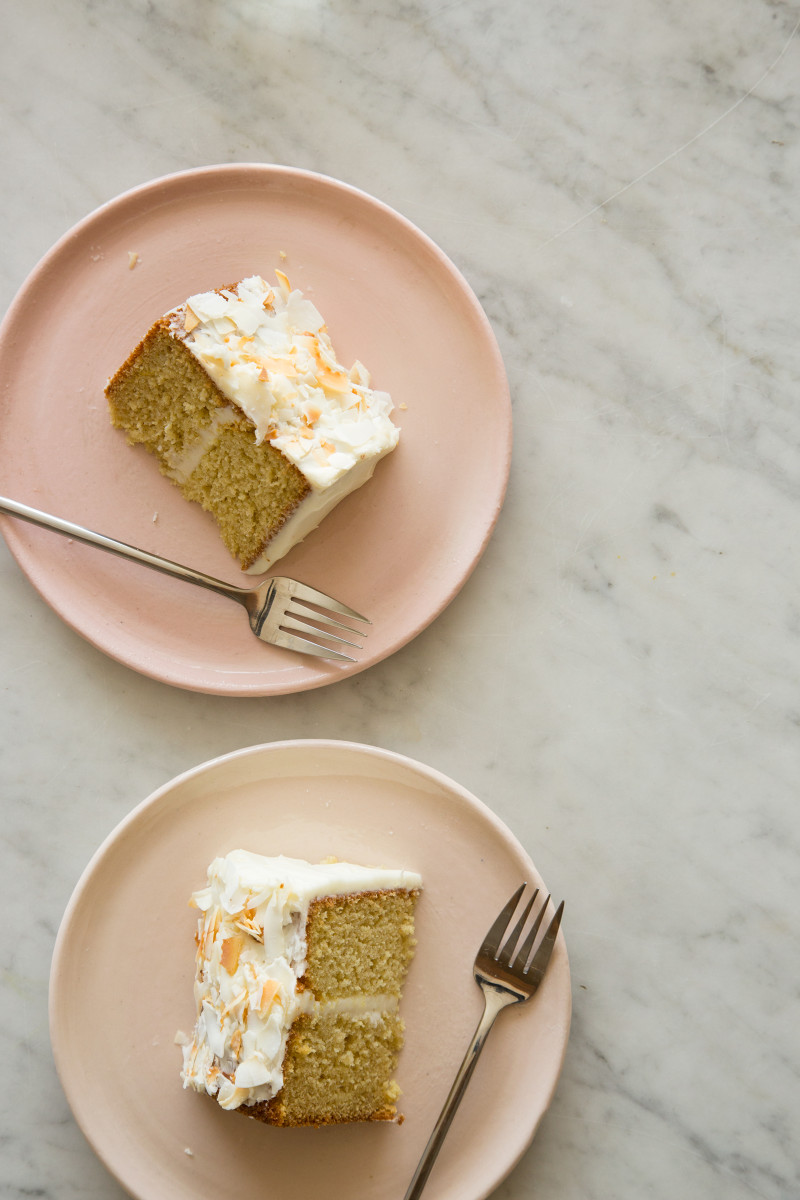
[179,851,422,1112]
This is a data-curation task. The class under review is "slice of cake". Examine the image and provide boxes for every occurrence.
[106,273,399,572]
[179,850,422,1126]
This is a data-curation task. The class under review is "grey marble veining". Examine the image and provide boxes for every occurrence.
[2,1,800,1197]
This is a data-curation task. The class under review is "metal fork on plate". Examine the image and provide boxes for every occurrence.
[403,885,565,1200]
[0,496,368,661]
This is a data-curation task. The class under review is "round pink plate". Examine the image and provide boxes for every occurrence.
[0,165,511,695]
[49,740,570,1200]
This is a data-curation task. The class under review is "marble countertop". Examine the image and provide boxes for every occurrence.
[2,2,799,1197]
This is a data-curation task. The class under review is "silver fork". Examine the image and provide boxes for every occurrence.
[0,495,368,661]
[403,885,565,1200]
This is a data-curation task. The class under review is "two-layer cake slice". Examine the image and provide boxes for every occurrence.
[179,851,422,1126]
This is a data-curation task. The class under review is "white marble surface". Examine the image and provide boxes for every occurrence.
[2,1,799,1196]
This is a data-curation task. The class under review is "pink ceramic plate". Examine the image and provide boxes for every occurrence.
[50,741,570,1200]
[0,165,511,695]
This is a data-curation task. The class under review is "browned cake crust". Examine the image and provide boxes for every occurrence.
[242,1102,398,1127]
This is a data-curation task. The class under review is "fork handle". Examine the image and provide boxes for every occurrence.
[402,985,517,1200]
[0,495,249,602]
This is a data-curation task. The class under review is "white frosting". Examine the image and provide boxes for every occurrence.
[180,851,422,1111]
[174,274,400,491]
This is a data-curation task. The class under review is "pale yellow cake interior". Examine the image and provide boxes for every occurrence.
[248,889,418,1127]
[105,322,309,569]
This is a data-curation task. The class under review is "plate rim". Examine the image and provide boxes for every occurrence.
[0,164,512,696]
[49,738,571,1200]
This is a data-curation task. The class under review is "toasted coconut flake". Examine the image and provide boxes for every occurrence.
[221,988,247,1018]
[184,307,201,333]
[265,355,297,376]
[234,914,262,940]
[220,934,245,975]
[275,268,291,293]
[258,979,281,1016]
[127,250,139,270]
[317,368,350,394]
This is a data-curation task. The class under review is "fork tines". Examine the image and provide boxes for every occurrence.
[273,578,370,662]
[280,606,366,655]
[279,579,371,624]
[482,884,564,980]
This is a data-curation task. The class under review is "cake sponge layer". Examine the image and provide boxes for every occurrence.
[179,418,309,566]
[304,891,419,1001]
[106,322,216,452]
[247,1011,404,1127]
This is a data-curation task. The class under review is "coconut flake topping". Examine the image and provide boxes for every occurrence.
[172,274,399,491]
